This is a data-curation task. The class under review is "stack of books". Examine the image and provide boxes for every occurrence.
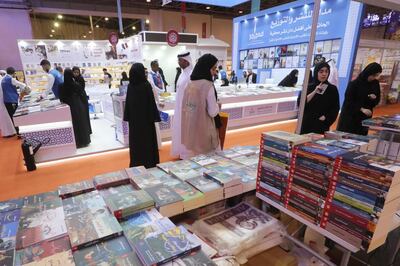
[133,225,201,266]
[161,160,205,181]
[286,142,346,224]
[192,203,282,258]
[321,151,400,251]
[257,131,309,205]
[58,180,95,199]
[145,185,184,217]
[16,191,67,250]
[165,180,205,212]
[62,191,122,250]
[190,154,218,167]
[187,176,224,205]
[362,114,400,130]
[314,138,360,152]
[93,170,131,189]
[100,185,155,220]
[129,167,176,189]
[204,171,243,198]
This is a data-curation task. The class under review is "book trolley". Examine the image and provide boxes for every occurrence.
[256,130,400,266]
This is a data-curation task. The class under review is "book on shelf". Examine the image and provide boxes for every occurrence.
[16,207,67,250]
[15,235,71,265]
[263,131,310,146]
[72,235,132,266]
[0,198,23,213]
[23,250,75,266]
[145,185,184,217]
[133,225,201,266]
[124,217,175,245]
[120,209,163,232]
[93,169,130,189]
[58,180,95,199]
[103,189,154,219]
[204,171,242,188]
[186,176,224,205]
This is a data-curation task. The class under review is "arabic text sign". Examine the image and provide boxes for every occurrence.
[239,0,348,49]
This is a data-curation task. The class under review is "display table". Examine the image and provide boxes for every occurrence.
[13,99,76,163]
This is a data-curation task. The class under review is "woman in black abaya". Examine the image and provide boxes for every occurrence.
[337,63,382,135]
[278,69,299,87]
[297,62,339,134]
[59,69,91,148]
[123,63,161,168]
[72,66,92,134]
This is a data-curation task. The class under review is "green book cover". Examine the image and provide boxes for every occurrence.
[167,181,204,202]
[58,180,95,199]
[105,190,154,218]
[145,185,183,207]
[93,170,130,189]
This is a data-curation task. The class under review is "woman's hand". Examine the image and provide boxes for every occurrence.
[319,115,326,121]
[361,108,372,117]
[368,94,377,100]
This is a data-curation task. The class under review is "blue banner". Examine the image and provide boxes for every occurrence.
[238,0,349,49]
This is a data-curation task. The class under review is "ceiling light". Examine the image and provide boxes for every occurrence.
[57,14,63,19]
[49,34,53,37]
[146,0,151,2]
[122,32,125,35]
[239,10,243,14]
[105,17,109,21]
[206,6,211,10]
[96,24,99,28]
[83,35,87,38]
[145,19,150,24]
[89,31,92,34]
[132,26,136,30]
[54,22,60,27]
[51,29,55,33]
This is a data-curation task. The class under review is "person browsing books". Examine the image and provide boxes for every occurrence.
[181,54,220,157]
[297,62,339,134]
[278,69,299,87]
[337,62,382,135]
[40,59,64,99]
[123,63,161,168]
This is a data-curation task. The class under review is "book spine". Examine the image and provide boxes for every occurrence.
[287,205,318,224]
[337,174,385,197]
[328,214,371,241]
[335,183,377,205]
[324,221,362,248]
[284,146,297,208]
[333,191,375,214]
[328,203,376,232]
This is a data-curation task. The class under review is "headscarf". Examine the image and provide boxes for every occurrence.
[190,54,218,81]
[278,69,299,87]
[0,70,6,76]
[72,66,81,74]
[63,68,74,87]
[177,51,192,67]
[129,63,147,85]
[313,62,330,84]
[357,62,382,82]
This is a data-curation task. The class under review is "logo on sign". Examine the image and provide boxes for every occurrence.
[109,32,119,46]
[166,30,179,47]
[249,19,265,41]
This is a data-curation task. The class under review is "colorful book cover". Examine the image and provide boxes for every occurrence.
[186,176,222,193]
[168,161,203,181]
[190,155,218,167]
[165,250,217,266]
[0,221,18,250]
[204,160,243,174]
[58,180,95,199]
[145,185,184,207]
[15,235,71,265]
[134,226,201,266]
[167,181,204,204]
[232,155,259,168]
[104,190,154,219]
[298,142,347,159]
[125,166,147,178]
[16,207,67,250]
[0,249,15,266]
[23,191,59,208]
[93,170,130,189]
[124,217,175,245]
[231,145,259,156]
[0,209,21,226]
[131,168,176,189]
[120,209,163,231]
[216,149,242,159]
[157,161,178,173]
[62,190,106,218]
[72,236,132,266]
[99,184,137,198]
[24,250,75,266]
[0,198,23,213]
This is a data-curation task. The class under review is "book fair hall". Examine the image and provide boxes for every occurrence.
[2,0,400,265]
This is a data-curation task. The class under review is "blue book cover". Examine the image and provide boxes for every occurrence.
[0,209,21,226]
[331,200,377,222]
[0,198,23,213]
[338,171,390,192]
[336,183,377,205]
[298,142,347,159]
[264,139,290,152]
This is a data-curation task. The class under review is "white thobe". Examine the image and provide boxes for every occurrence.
[0,77,16,137]
[171,66,193,158]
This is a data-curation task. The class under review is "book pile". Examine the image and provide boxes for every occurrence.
[62,190,122,250]
[314,138,359,152]
[257,131,309,206]
[16,191,67,250]
[204,171,243,199]
[162,160,205,181]
[100,184,154,220]
[192,203,282,261]
[324,130,377,152]
[145,185,184,217]
[93,169,131,189]
[321,151,400,252]
[190,154,218,167]
[362,114,400,130]
[187,175,224,205]
[286,142,346,224]
[58,180,95,199]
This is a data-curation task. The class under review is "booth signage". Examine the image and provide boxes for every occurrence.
[109,32,119,46]
[166,30,179,47]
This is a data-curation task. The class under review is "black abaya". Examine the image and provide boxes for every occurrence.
[278,69,298,87]
[123,63,161,168]
[60,69,91,148]
[337,63,382,135]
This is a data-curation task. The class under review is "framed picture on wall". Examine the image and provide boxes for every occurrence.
[323,40,332,54]
[292,56,300,67]
[286,57,293,68]
[258,59,264,69]
[263,59,269,69]
[287,45,295,56]
[300,43,308,56]
[269,47,276,58]
[293,44,301,56]
[264,47,270,58]
[240,50,248,60]
[280,57,287,68]
[240,60,245,69]
[274,58,281,68]
[253,59,258,69]
[268,59,274,69]
[332,39,341,53]
[247,51,255,60]
[299,56,307,67]
[313,54,323,66]
[279,45,288,56]
[315,42,324,54]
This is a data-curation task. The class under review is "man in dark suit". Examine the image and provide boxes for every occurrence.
[246,69,257,84]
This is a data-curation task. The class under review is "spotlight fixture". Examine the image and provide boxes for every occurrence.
[89,31,92,34]
[54,22,60,27]
[96,24,99,28]
[105,17,109,21]
[49,34,53,37]
[83,35,87,38]
[57,14,63,19]
[122,32,125,35]
[145,19,150,24]
[239,10,243,14]
[146,0,151,2]
[51,29,55,33]
[132,26,136,30]
[206,6,211,10]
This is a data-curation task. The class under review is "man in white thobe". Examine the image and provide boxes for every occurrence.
[171,51,193,159]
